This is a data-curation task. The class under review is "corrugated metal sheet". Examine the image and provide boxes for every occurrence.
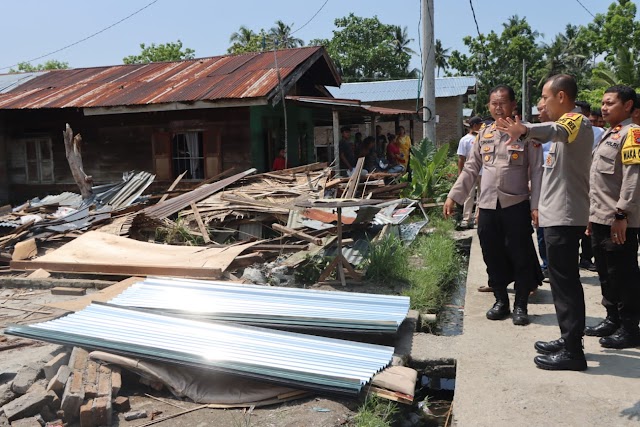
[0,72,47,94]
[0,47,339,110]
[108,277,409,332]
[327,76,477,101]
[6,303,394,395]
[286,96,414,116]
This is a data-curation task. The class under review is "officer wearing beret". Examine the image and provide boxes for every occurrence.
[444,84,543,326]
[584,85,640,350]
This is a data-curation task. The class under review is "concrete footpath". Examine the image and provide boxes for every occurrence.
[451,234,640,426]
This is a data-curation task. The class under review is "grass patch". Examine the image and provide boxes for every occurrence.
[363,218,461,313]
[350,395,399,427]
[364,235,410,283]
[405,225,461,312]
[155,218,205,246]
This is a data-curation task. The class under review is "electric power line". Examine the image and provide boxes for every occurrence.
[469,0,482,39]
[290,0,329,36]
[1,0,160,71]
[575,0,596,18]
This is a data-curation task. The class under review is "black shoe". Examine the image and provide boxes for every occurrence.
[599,327,640,349]
[535,338,565,355]
[579,259,597,272]
[541,268,550,283]
[584,318,619,337]
[512,306,529,326]
[486,301,510,320]
[534,349,587,371]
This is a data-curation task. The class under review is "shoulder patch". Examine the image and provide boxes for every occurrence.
[621,127,640,165]
[556,112,583,143]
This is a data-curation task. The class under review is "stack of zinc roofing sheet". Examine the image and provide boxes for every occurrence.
[6,304,394,395]
[106,277,410,332]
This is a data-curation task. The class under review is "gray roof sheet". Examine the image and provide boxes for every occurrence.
[0,71,47,94]
[328,76,476,102]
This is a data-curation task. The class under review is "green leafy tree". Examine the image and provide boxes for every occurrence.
[434,39,450,77]
[448,15,544,116]
[9,60,69,73]
[269,21,304,49]
[228,25,262,54]
[391,25,416,57]
[123,40,195,64]
[578,0,640,87]
[310,13,413,82]
[539,24,592,89]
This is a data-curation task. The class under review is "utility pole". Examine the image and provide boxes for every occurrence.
[422,0,436,144]
[521,59,528,122]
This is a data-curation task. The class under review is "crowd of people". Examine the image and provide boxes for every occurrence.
[444,74,640,372]
[337,125,411,176]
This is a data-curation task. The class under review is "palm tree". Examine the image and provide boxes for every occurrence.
[269,20,304,49]
[229,25,256,47]
[539,25,591,87]
[391,26,416,57]
[434,39,450,77]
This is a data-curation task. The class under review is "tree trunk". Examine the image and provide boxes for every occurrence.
[63,124,93,199]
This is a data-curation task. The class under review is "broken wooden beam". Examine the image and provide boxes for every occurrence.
[51,287,87,296]
[189,202,211,243]
[10,261,222,279]
[271,223,323,246]
[159,170,188,203]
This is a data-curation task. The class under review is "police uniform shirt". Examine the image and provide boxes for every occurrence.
[525,111,593,227]
[448,123,543,210]
[590,118,640,228]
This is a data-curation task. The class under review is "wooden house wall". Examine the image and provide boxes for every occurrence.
[0,107,252,203]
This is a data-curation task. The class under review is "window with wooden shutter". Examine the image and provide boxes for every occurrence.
[152,132,172,180]
[203,129,221,178]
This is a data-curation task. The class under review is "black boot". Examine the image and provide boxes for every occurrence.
[512,307,529,326]
[585,316,620,337]
[534,338,565,355]
[599,322,640,349]
[534,349,587,371]
[486,300,510,320]
[512,287,530,326]
[486,288,510,320]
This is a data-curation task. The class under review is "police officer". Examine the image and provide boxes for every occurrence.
[498,75,593,371]
[585,85,640,349]
[444,84,543,326]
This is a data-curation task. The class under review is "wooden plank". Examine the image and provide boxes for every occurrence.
[159,170,188,203]
[11,261,222,279]
[342,157,364,199]
[367,386,414,404]
[369,182,408,196]
[51,287,86,296]
[261,173,296,182]
[265,162,327,175]
[194,167,238,189]
[189,202,211,243]
[272,223,323,246]
[11,238,37,261]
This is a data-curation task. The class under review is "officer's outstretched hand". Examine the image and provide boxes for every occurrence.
[496,116,527,143]
[443,197,456,219]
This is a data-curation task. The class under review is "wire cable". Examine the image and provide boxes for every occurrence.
[290,0,329,35]
[575,0,596,18]
[0,0,160,71]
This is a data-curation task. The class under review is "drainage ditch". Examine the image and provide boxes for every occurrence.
[400,236,471,426]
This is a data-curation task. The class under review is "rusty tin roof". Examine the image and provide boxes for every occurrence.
[0,46,340,110]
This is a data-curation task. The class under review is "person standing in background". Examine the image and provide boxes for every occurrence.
[397,126,411,168]
[456,116,484,228]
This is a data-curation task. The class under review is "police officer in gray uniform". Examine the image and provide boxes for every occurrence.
[498,75,593,371]
[444,85,543,326]
[585,85,640,349]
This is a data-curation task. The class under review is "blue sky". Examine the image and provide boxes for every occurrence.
[0,0,614,72]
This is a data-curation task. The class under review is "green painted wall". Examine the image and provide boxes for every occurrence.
[249,104,315,172]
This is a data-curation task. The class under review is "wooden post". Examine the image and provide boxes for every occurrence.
[332,110,340,173]
[63,124,93,199]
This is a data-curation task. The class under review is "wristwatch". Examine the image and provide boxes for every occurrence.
[614,211,627,220]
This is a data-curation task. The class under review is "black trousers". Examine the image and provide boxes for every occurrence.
[580,234,593,261]
[545,226,586,351]
[477,201,541,307]
[591,223,640,323]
